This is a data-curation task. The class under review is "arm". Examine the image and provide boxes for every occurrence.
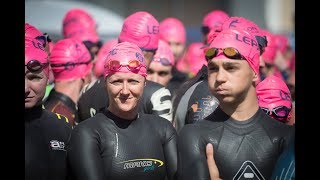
[163,123,178,180]
[177,126,209,180]
[67,126,105,180]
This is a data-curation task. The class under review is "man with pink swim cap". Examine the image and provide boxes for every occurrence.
[158,17,190,94]
[147,40,174,88]
[256,75,294,125]
[62,8,102,55]
[77,11,173,123]
[43,38,93,127]
[177,28,294,180]
[201,9,229,44]
[67,42,177,180]
[25,31,71,180]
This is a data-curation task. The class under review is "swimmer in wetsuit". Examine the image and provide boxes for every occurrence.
[77,11,173,123]
[25,23,71,180]
[67,42,177,180]
[177,27,294,180]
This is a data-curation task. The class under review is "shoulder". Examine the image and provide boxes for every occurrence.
[42,109,72,131]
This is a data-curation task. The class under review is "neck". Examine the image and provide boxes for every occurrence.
[220,87,259,121]
[107,106,138,120]
[54,79,83,104]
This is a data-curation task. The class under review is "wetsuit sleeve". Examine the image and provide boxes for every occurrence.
[177,125,209,180]
[150,87,173,122]
[163,122,178,180]
[67,126,105,180]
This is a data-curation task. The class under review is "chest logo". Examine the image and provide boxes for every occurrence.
[233,160,264,180]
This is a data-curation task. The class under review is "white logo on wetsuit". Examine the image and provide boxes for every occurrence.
[49,140,66,151]
[233,160,265,180]
[90,108,97,117]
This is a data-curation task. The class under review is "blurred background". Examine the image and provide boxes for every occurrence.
[25,0,295,46]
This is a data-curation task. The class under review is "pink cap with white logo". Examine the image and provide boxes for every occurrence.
[104,42,147,77]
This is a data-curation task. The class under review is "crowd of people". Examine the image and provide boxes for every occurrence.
[25,5,295,180]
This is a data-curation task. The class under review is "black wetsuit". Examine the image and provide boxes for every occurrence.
[43,89,78,126]
[270,131,295,180]
[77,77,173,122]
[177,107,294,180]
[25,105,72,180]
[173,65,219,132]
[167,67,189,97]
[67,110,177,180]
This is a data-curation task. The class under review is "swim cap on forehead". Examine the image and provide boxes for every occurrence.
[95,39,118,77]
[25,23,42,39]
[118,11,159,51]
[104,42,147,78]
[62,8,99,43]
[221,16,267,53]
[25,36,49,77]
[209,28,260,75]
[185,42,207,75]
[202,10,229,30]
[274,34,289,54]
[50,38,92,81]
[261,30,277,64]
[152,40,175,66]
[256,75,292,110]
[159,17,186,44]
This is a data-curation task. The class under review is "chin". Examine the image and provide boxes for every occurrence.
[117,104,136,113]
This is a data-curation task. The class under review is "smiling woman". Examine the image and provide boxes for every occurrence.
[67,42,178,180]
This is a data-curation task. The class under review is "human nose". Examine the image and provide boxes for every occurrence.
[215,69,227,83]
[25,78,30,94]
[121,81,130,95]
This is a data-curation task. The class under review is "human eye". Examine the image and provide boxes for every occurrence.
[158,71,169,77]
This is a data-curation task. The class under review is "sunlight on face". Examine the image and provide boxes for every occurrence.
[207,58,255,103]
[106,72,145,114]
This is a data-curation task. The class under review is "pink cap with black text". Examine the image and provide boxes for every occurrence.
[209,28,260,75]
[118,11,159,50]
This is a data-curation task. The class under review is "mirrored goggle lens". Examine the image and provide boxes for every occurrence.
[274,106,290,117]
[25,60,48,72]
[205,47,244,61]
[108,60,142,71]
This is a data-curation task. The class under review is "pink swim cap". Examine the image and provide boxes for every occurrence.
[50,38,93,81]
[62,8,99,43]
[152,40,175,66]
[261,30,277,64]
[25,36,49,77]
[221,16,267,53]
[118,11,159,51]
[209,28,260,75]
[256,75,292,120]
[159,17,186,44]
[25,23,48,51]
[274,34,289,54]
[104,42,147,78]
[95,39,119,78]
[202,10,229,30]
[185,42,207,75]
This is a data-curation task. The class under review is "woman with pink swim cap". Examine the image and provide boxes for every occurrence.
[77,11,173,123]
[25,29,71,180]
[43,38,93,127]
[177,28,294,180]
[67,42,177,180]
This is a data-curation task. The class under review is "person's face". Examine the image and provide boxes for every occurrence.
[25,67,48,109]
[147,62,172,86]
[106,72,145,113]
[168,41,185,61]
[207,58,257,104]
[142,51,156,68]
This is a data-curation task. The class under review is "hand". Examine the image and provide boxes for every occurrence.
[206,143,221,180]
